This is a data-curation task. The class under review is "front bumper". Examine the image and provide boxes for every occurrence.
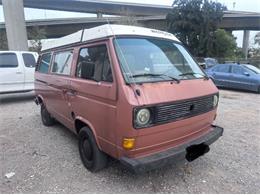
[120,125,223,173]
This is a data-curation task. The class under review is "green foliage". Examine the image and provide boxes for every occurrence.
[0,26,46,52]
[249,47,260,58]
[213,29,237,58]
[167,0,229,57]
[28,26,47,53]
[252,32,260,57]
[254,32,260,46]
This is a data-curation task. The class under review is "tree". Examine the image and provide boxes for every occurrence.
[166,0,227,57]
[0,26,46,52]
[28,26,47,53]
[249,32,260,57]
[248,47,260,58]
[254,32,260,46]
[213,29,237,58]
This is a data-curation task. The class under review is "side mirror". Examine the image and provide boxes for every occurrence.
[244,72,250,76]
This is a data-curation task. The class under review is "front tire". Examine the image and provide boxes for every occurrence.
[78,127,107,172]
[41,104,55,126]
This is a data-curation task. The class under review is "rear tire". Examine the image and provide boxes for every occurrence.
[41,104,55,126]
[78,127,107,172]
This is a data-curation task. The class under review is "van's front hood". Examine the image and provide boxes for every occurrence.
[132,79,218,106]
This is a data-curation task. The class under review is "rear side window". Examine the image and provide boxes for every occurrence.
[51,51,73,75]
[76,45,113,82]
[214,65,230,73]
[22,53,36,68]
[38,53,51,74]
[0,53,18,68]
[232,66,244,75]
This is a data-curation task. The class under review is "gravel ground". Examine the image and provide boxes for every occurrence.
[0,89,259,193]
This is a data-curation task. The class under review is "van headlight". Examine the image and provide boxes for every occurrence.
[135,108,151,127]
[213,95,219,107]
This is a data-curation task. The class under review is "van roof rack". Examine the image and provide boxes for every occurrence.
[41,24,180,51]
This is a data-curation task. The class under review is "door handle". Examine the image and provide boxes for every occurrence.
[66,89,77,96]
[16,71,22,74]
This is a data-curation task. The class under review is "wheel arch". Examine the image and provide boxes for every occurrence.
[35,94,44,105]
[74,117,102,150]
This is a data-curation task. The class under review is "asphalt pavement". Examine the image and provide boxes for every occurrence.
[0,90,259,193]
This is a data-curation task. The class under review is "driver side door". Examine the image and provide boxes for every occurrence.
[211,64,231,88]
[230,65,253,90]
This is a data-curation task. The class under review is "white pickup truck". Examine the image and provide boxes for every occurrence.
[0,51,38,94]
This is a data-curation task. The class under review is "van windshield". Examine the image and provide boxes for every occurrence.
[114,37,205,84]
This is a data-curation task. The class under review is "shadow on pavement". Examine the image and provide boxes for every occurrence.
[0,92,35,104]
[218,87,259,94]
[52,120,189,178]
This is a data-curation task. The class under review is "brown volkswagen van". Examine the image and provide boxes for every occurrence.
[35,24,223,173]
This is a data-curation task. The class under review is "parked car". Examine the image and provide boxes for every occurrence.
[205,58,218,68]
[205,63,260,93]
[35,24,223,173]
[0,51,38,94]
[198,58,218,69]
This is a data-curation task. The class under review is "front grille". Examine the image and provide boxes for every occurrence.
[154,94,215,125]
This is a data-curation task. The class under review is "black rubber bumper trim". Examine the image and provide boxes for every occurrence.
[120,125,224,173]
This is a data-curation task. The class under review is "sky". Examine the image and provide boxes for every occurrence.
[0,0,260,47]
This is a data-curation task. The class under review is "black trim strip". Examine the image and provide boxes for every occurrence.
[35,79,48,84]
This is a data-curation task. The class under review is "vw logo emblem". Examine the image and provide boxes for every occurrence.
[189,104,195,111]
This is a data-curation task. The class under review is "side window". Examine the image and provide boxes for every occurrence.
[232,66,244,75]
[214,65,230,73]
[38,53,51,74]
[22,53,36,68]
[76,45,113,82]
[0,53,18,68]
[51,51,73,75]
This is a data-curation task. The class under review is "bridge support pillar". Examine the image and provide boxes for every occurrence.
[242,30,250,59]
[2,0,28,51]
[97,12,103,18]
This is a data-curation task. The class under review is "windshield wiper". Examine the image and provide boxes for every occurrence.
[179,72,209,80]
[130,73,180,83]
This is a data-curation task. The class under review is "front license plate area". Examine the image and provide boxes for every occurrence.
[185,143,210,162]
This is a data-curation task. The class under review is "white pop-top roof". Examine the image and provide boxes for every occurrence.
[41,24,180,51]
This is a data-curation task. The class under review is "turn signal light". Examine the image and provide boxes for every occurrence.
[122,138,135,150]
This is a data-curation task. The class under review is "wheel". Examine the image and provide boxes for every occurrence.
[41,104,55,126]
[78,127,107,172]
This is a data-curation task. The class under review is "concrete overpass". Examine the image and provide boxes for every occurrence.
[220,11,260,31]
[0,0,173,51]
[0,16,168,39]
[1,0,259,56]
[1,12,259,39]
[0,0,173,16]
